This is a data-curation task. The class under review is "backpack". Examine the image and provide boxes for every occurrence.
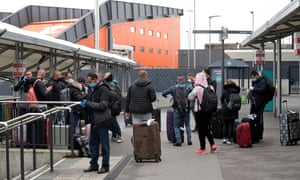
[199,84,218,113]
[27,79,40,107]
[174,85,189,111]
[263,76,275,103]
[109,86,122,116]
[226,93,241,111]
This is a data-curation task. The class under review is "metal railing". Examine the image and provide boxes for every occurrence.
[0,100,80,180]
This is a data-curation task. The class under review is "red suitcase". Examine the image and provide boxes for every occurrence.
[236,122,252,148]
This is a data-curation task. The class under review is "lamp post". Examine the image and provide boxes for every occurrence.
[186,30,190,69]
[209,15,220,65]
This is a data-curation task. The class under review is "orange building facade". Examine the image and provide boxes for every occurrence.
[22,16,181,68]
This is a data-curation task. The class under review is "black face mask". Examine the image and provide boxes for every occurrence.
[106,74,113,82]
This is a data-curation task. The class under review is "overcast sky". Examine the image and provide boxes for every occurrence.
[0,0,291,49]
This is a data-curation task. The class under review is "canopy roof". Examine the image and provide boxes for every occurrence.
[0,21,136,73]
[242,0,300,47]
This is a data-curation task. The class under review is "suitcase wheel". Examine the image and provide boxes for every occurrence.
[134,155,142,163]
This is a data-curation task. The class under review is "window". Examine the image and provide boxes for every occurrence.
[140,46,145,52]
[164,33,168,39]
[164,50,168,55]
[130,26,135,33]
[149,47,153,53]
[139,28,144,35]
[156,32,161,38]
[156,48,161,54]
[148,30,153,36]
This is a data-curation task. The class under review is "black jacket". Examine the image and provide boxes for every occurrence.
[46,77,67,101]
[221,83,241,120]
[68,81,85,114]
[86,80,112,127]
[14,76,31,93]
[250,76,267,107]
[126,78,156,114]
[30,78,49,101]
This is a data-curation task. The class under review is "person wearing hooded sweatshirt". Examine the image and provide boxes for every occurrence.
[125,70,156,124]
[221,79,241,144]
[188,72,217,154]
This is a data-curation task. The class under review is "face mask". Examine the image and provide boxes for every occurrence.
[251,78,257,82]
[88,83,96,88]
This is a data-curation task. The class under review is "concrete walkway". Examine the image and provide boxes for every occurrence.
[34,96,300,180]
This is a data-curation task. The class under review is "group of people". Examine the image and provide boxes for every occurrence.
[14,70,125,174]
[14,68,269,174]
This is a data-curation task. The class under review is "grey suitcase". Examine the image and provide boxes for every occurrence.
[279,100,300,145]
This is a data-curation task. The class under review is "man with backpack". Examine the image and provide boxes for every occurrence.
[162,75,193,146]
[104,72,123,143]
[249,70,268,142]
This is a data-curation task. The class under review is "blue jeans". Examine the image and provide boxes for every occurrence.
[89,125,110,169]
[173,109,192,144]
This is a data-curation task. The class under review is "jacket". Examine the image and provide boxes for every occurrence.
[221,83,240,120]
[67,79,85,114]
[86,80,112,127]
[250,76,267,107]
[162,82,192,110]
[126,78,156,114]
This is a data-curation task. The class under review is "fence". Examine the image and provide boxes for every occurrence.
[0,100,80,180]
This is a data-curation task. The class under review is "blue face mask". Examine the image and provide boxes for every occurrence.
[88,83,96,88]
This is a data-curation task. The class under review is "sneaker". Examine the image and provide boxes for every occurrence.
[210,144,217,152]
[116,137,123,143]
[226,140,231,145]
[222,139,227,144]
[111,137,117,142]
[173,142,182,147]
[195,149,206,154]
[187,141,192,146]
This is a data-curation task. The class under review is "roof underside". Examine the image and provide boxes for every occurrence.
[242,0,300,47]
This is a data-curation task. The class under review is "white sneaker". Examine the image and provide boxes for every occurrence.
[226,140,232,145]
[222,139,227,144]
[116,137,123,143]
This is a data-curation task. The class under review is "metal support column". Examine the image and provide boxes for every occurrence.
[277,39,282,115]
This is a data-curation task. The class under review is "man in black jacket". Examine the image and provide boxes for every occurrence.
[249,70,267,142]
[125,70,156,124]
[82,72,112,174]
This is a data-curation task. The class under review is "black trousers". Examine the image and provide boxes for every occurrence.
[195,111,215,150]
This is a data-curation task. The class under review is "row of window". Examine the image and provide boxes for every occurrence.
[132,45,168,55]
[130,26,168,39]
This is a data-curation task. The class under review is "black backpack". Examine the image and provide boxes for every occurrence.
[174,85,189,111]
[109,86,122,116]
[199,84,218,113]
[226,93,241,111]
[263,76,275,103]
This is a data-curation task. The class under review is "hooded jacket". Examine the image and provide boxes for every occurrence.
[188,72,214,112]
[126,78,156,114]
[221,83,241,119]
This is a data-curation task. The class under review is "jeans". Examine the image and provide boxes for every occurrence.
[173,109,192,144]
[89,125,110,169]
[132,113,152,124]
[223,118,234,141]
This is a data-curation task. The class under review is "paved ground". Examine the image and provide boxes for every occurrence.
[34,96,300,180]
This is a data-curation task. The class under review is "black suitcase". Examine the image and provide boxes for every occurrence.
[74,135,90,157]
[280,100,300,145]
[210,109,223,138]
[152,109,161,131]
[241,116,261,144]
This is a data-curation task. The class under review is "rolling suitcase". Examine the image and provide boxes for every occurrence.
[241,116,261,144]
[236,122,252,147]
[166,110,184,143]
[280,100,300,145]
[210,109,223,138]
[133,121,161,162]
[152,109,161,131]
